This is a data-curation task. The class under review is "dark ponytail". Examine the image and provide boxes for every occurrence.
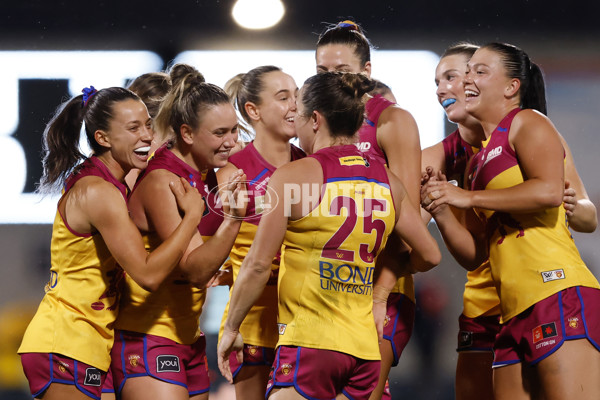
[522,63,547,115]
[316,20,372,68]
[483,42,547,115]
[39,87,140,193]
[300,72,376,138]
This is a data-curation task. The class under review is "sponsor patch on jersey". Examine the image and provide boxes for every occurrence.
[355,141,372,152]
[483,146,503,166]
[532,322,557,343]
[339,156,367,166]
[156,355,180,373]
[278,323,287,335]
[541,269,565,283]
[458,330,473,348]
[84,368,102,386]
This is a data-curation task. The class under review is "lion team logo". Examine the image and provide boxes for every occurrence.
[57,360,69,373]
[568,317,579,329]
[383,314,391,327]
[248,345,258,356]
[281,363,292,375]
[129,354,141,367]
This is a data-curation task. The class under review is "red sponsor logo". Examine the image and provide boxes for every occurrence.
[532,322,557,343]
[91,301,105,310]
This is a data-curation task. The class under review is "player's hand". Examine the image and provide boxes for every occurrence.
[206,267,233,288]
[221,170,248,220]
[170,177,205,222]
[563,180,577,217]
[217,329,244,383]
[373,301,387,345]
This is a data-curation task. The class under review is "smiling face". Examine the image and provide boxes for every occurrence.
[464,48,516,119]
[102,98,153,171]
[435,53,471,124]
[316,44,370,76]
[254,70,298,140]
[190,102,239,170]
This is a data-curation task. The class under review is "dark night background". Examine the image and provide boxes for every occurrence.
[1,1,599,399]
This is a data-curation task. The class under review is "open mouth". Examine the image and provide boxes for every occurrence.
[134,146,151,158]
[465,90,479,99]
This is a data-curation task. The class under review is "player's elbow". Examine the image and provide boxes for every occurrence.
[412,246,441,273]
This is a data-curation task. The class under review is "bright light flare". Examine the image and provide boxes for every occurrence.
[232,0,285,30]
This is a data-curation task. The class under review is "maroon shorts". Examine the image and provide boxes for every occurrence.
[266,346,380,400]
[102,367,115,394]
[493,286,600,368]
[383,293,415,366]
[110,330,210,395]
[228,344,275,380]
[457,313,501,352]
[20,353,105,400]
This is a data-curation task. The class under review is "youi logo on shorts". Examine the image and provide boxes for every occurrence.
[156,355,180,373]
[84,368,102,387]
[541,269,565,283]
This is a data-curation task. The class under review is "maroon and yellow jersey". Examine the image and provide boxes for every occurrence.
[19,157,126,371]
[219,143,305,348]
[356,94,414,301]
[470,108,599,321]
[443,129,500,317]
[116,145,222,344]
[443,129,478,188]
[277,145,395,360]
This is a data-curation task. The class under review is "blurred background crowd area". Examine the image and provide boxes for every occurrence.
[1,1,599,398]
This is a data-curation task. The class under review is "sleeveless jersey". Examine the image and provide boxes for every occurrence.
[470,108,599,321]
[443,129,501,318]
[357,94,414,301]
[219,143,305,348]
[19,156,127,371]
[277,145,396,360]
[115,145,223,344]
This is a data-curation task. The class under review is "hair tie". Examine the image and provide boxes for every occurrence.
[82,86,98,107]
[337,20,359,31]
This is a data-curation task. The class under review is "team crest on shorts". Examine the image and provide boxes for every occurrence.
[384,315,390,327]
[129,354,140,367]
[532,322,557,343]
[248,345,258,355]
[57,360,69,373]
[458,331,473,348]
[281,363,292,375]
[278,323,287,335]
[84,368,102,387]
[568,317,579,329]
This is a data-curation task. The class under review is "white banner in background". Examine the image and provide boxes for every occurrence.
[0,50,442,224]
